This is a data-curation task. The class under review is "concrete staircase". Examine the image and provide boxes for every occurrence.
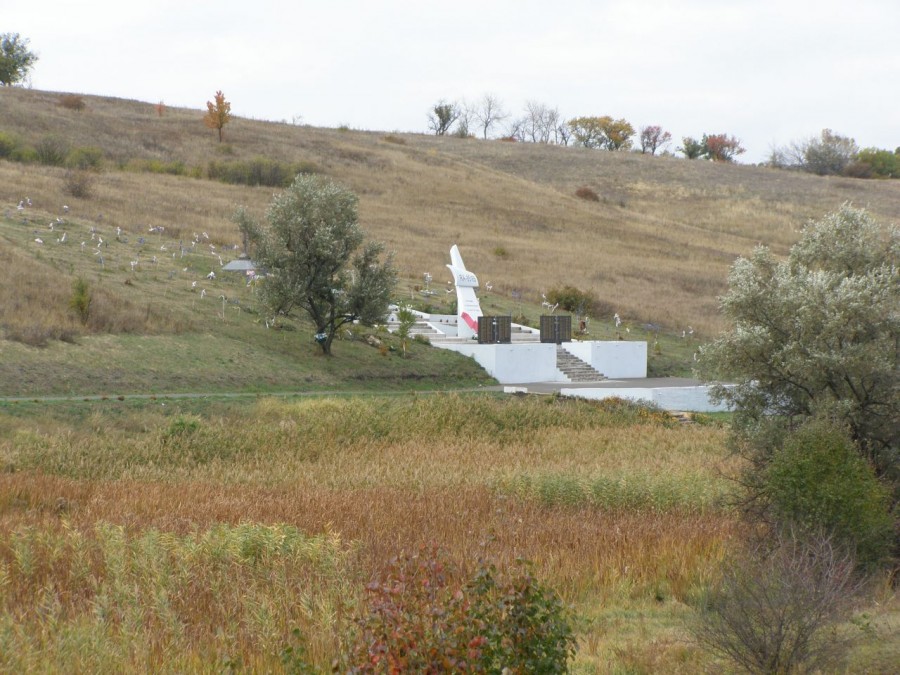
[408,321,442,340]
[556,346,605,382]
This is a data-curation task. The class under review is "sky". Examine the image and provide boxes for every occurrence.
[5,0,899,163]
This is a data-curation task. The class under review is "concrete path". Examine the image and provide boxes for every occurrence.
[507,377,705,395]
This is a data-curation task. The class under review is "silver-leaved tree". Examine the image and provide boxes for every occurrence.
[235,174,396,355]
[698,204,899,499]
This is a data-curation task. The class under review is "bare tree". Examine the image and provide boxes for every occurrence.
[694,528,865,674]
[474,93,508,139]
[522,101,559,143]
[453,99,474,138]
[505,116,526,142]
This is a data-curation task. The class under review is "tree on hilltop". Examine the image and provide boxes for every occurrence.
[679,136,705,159]
[639,125,672,155]
[0,32,38,86]
[427,100,460,136]
[474,93,508,139]
[568,116,635,150]
[203,90,232,142]
[776,129,859,176]
[703,133,745,162]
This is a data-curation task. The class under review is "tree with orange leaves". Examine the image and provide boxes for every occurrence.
[203,90,231,142]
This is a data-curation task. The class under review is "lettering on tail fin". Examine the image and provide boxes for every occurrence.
[446,245,483,339]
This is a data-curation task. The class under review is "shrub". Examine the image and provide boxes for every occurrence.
[66,146,103,170]
[467,559,577,674]
[382,134,406,145]
[493,245,510,259]
[575,186,599,201]
[69,278,91,324]
[10,146,38,163]
[346,547,575,673]
[854,147,899,178]
[62,169,95,199]
[765,420,894,570]
[165,415,201,439]
[57,94,86,111]
[546,285,600,315]
[395,306,416,357]
[208,157,315,187]
[842,160,873,179]
[0,131,19,158]
[35,135,69,166]
[127,158,189,176]
[694,529,863,674]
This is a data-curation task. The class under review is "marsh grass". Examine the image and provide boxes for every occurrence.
[0,394,896,671]
[0,395,737,488]
[0,522,357,672]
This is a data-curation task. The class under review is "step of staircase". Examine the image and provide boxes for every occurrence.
[556,346,606,382]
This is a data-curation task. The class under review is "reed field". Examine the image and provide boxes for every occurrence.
[2,89,899,671]
[1,395,897,672]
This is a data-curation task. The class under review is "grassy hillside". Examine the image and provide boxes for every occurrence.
[2,87,899,392]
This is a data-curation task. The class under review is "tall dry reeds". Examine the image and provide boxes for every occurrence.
[1,394,895,671]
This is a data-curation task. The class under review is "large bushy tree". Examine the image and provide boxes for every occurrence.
[568,116,634,150]
[235,174,396,355]
[698,204,899,498]
[0,32,38,86]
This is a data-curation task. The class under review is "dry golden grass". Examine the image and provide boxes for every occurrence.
[3,87,899,336]
[0,474,735,597]
[0,474,737,671]
[0,235,189,345]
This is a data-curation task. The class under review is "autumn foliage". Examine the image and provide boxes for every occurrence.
[347,547,576,673]
[203,90,231,142]
[703,133,745,162]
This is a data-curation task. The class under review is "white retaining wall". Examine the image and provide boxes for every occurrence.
[561,341,647,378]
[437,343,564,383]
[435,340,648,384]
[560,385,733,412]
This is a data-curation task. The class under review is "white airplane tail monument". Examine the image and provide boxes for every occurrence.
[446,244,483,339]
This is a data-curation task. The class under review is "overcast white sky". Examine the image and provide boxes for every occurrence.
[5,0,898,163]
